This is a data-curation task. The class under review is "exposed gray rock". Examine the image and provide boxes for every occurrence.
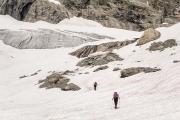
[0,29,103,49]
[1,0,179,31]
[173,60,180,63]
[137,28,161,45]
[61,0,169,30]
[30,72,38,76]
[149,39,177,51]
[70,39,137,58]
[39,73,70,89]
[24,0,70,23]
[113,67,121,71]
[62,70,75,75]
[120,67,161,78]
[61,83,81,91]
[93,66,108,72]
[0,0,35,20]
[77,52,123,67]
[19,75,28,79]
[39,72,81,91]
[163,39,178,48]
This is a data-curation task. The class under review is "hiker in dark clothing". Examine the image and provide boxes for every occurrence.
[112,92,120,109]
[94,82,98,91]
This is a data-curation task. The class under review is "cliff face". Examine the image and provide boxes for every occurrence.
[0,0,179,31]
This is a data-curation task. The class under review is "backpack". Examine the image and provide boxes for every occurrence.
[94,82,97,86]
[113,92,119,98]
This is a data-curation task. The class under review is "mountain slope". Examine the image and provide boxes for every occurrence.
[0,16,180,120]
[0,0,180,30]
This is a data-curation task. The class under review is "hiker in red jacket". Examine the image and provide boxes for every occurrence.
[94,82,98,91]
[112,92,120,109]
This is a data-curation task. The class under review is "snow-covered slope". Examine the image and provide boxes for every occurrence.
[0,16,180,120]
[0,15,141,49]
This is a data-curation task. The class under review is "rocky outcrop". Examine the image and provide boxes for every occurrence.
[93,66,108,72]
[39,72,80,91]
[1,0,179,31]
[173,60,180,63]
[77,52,123,67]
[70,39,137,58]
[113,67,121,71]
[24,0,70,23]
[0,29,110,49]
[61,83,81,91]
[137,28,161,45]
[62,0,164,30]
[149,39,177,51]
[0,0,35,20]
[120,67,161,78]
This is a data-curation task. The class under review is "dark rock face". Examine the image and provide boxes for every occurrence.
[1,0,179,31]
[24,0,69,23]
[77,52,123,67]
[120,67,161,78]
[70,40,136,58]
[93,66,108,72]
[62,0,164,30]
[0,0,35,20]
[149,39,177,51]
[39,73,80,91]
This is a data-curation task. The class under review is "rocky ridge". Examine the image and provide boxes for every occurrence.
[1,0,180,31]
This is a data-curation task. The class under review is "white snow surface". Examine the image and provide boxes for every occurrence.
[0,15,180,120]
[48,0,61,5]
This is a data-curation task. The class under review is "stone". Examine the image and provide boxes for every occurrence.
[113,67,121,71]
[77,52,123,67]
[24,0,70,24]
[39,72,81,90]
[1,0,179,31]
[149,39,177,51]
[137,28,161,45]
[93,66,108,72]
[70,40,136,58]
[19,75,28,79]
[39,73,70,89]
[61,83,81,91]
[120,67,161,78]
[173,60,180,63]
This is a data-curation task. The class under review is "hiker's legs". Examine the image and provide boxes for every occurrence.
[94,86,96,91]
[114,98,118,108]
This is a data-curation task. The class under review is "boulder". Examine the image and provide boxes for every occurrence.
[70,40,136,58]
[93,66,108,72]
[77,52,123,67]
[137,28,161,46]
[113,67,121,71]
[149,39,177,51]
[120,67,161,78]
[163,39,178,48]
[24,0,70,24]
[39,72,81,91]
[61,83,81,91]
[173,60,180,63]
[0,0,35,20]
[39,73,70,89]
